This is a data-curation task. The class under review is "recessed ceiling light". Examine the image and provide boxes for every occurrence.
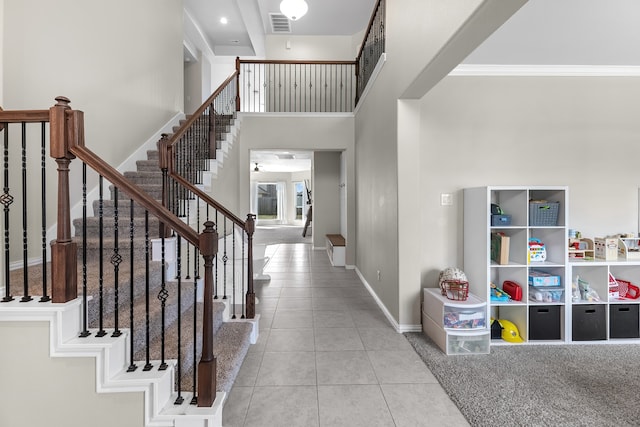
[220,17,228,24]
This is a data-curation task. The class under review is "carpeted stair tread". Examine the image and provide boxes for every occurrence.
[74,216,161,239]
[175,307,252,393]
[74,239,163,266]
[136,301,229,391]
[110,184,163,200]
[136,160,160,172]
[211,321,252,392]
[124,170,163,185]
[8,259,162,301]
[93,199,159,217]
[94,279,197,355]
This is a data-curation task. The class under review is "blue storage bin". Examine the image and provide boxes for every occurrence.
[491,214,512,226]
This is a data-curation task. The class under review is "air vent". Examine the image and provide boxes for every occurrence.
[270,13,291,33]
[277,154,295,160]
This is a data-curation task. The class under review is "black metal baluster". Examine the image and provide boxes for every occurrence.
[111,187,122,337]
[96,176,106,337]
[175,235,183,404]
[40,122,50,302]
[192,201,200,404]
[196,197,201,282]
[213,209,218,298]
[223,218,228,300]
[20,123,32,302]
[191,252,198,404]
[158,224,168,371]
[127,199,137,372]
[186,189,191,279]
[143,210,153,371]
[79,163,90,337]
[232,222,236,319]
[1,125,13,303]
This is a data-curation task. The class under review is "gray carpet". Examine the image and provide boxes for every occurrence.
[405,332,640,427]
[253,225,312,245]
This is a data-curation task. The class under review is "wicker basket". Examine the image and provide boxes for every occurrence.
[441,280,469,301]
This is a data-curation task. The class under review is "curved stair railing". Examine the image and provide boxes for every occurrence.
[0,97,222,408]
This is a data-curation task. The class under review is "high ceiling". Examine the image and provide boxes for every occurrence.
[185,0,377,57]
[186,0,640,65]
[463,0,640,66]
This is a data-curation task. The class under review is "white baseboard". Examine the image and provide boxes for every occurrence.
[355,267,421,333]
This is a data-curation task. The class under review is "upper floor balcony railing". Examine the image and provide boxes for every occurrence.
[237,59,357,113]
[236,0,385,114]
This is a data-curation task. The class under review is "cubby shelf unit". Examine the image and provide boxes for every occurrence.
[463,186,569,345]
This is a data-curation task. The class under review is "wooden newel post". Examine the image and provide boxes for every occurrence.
[235,57,241,112]
[50,96,78,303]
[245,214,256,319]
[197,221,218,407]
[157,134,172,238]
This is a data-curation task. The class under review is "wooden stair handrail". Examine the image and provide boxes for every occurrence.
[168,170,246,229]
[0,109,50,124]
[355,0,384,65]
[166,70,239,147]
[0,99,199,247]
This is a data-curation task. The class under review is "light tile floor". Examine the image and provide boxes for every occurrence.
[223,243,469,427]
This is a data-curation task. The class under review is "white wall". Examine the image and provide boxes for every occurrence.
[211,56,237,90]
[3,0,183,263]
[184,55,203,114]
[0,321,143,427]
[419,77,640,310]
[209,128,242,218]
[238,114,356,264]
[266,35,359,60]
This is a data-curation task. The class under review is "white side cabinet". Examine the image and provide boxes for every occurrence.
[422,288,490,355]
[463,186,568,345]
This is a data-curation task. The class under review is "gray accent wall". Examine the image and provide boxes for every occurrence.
[313,151,342,248]
[354,0,527,327]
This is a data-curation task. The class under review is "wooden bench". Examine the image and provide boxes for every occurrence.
[326,234,345,266]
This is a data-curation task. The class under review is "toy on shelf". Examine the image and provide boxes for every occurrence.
[573,275,601,302]
[609,273,640,300]
[490,282,510,302]
[568,236,594,260]
[528,238,546,262]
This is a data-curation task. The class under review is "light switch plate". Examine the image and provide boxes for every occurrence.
[441,193,453,206]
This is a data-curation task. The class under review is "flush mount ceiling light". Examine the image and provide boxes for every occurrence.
[279,0,308,21]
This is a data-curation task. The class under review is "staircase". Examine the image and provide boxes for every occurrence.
[2,110,254,426]
[77,110,252,372]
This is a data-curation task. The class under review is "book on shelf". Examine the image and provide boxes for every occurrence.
[491,232,510,265]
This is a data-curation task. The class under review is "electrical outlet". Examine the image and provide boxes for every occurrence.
[377,270,381,281]
[441,193,453,206]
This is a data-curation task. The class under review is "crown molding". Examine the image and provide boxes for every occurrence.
[450,64,640,77]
